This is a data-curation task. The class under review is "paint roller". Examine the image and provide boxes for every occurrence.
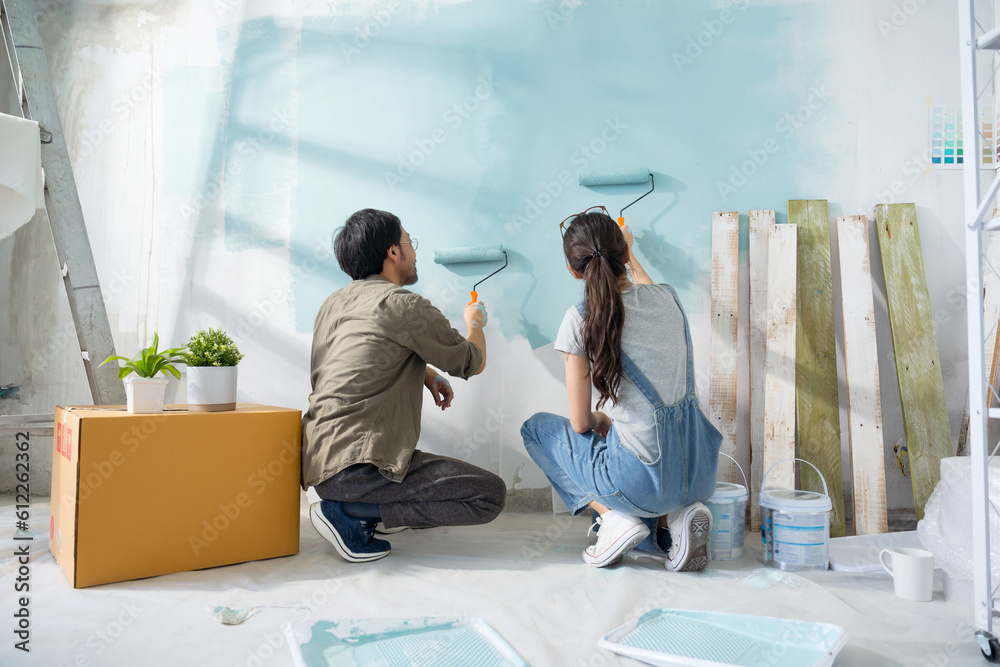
[578,168,655,227]
[433,245,508,304]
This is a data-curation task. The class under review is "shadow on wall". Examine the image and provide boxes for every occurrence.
[632,174,692,289]
[578,172,696,290]
[511,252,545,350]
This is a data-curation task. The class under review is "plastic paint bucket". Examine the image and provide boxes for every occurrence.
[760,458,832,571]
[706,452,749,560]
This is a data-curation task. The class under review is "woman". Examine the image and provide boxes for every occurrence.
[521,208,722,569]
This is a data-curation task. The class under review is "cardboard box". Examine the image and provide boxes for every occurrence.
[50,404,301,588]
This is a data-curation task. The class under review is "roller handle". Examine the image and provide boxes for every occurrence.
[469,251,508,305]
[618,174,654,228]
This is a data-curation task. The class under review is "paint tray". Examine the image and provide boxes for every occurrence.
[598,608,848,667]
[828,530,928,572]
[284,615,528,667]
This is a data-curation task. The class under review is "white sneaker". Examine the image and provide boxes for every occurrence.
[664,502,712,572]
[582,510,650,568]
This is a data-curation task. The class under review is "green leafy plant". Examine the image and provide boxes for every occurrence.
[183,328,244,367]
[99,332,186,379]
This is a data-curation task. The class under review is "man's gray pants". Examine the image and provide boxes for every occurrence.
[313,450,506,529]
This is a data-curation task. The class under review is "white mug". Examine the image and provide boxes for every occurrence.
[879,547,935,602]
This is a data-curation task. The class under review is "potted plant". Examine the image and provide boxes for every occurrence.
[99,332,186,414]
[183,328,244,412]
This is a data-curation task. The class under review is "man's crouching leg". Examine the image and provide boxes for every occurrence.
[378,451,506,529]
[309,453,506,562]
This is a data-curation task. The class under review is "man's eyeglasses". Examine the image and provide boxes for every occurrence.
[400,237,419,251]
[559,206,609,237]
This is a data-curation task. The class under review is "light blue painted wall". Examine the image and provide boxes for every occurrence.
[163,0,830,348]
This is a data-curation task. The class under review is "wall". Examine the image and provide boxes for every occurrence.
[0,0,981,519]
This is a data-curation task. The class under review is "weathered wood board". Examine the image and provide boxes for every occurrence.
[748,210,773,530]
[711,212,740,483]
[837,215,888,535]
[789,200,846,537]
[874,203,952,519]
[763,223,797,491]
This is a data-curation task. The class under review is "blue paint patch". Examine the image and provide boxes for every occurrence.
[289,1,829,344]
[161,66,227,200]
[165,0,829,344]
[161,21,299,253]
[218,17,298,252]
[295,617,528,666]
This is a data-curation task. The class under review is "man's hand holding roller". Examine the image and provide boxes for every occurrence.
[464,300,487,375]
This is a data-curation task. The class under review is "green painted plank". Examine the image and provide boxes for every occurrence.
[875,203,952,520]
[791,200,846,537]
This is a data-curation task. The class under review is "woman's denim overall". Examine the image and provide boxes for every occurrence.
[521,285,722,553]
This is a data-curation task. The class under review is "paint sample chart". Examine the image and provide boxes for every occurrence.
[929,106,965,167]
[929,105,1000,168]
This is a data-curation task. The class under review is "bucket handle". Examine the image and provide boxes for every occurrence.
[718,451,749,491]
[762,457,829,497]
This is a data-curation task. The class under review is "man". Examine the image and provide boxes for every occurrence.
[301,208,505,562]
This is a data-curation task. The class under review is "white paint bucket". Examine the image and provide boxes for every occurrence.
[760,458,832,571]
[706,452,749,560]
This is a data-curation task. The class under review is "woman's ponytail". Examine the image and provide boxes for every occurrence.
[562,213,628,408]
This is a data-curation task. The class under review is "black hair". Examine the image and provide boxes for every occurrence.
[333,209,403,280]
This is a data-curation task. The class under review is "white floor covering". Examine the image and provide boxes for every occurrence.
[0,495,986,666]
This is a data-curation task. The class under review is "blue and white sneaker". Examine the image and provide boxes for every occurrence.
[309,501,391,563]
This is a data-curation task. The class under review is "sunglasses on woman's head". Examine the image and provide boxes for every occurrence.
[559,206,609,237]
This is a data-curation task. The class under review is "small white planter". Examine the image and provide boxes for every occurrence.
[124,376,169,414]
[186,366,238,412]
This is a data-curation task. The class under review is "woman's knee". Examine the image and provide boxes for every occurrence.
[521,412,559,444]
[520,413,540,440]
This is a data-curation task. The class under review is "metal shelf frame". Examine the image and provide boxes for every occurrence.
[960,0,1000,655]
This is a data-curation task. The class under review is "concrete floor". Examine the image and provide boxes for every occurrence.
[0,494,987,666]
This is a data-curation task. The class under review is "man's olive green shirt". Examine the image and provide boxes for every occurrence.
[301,275,483,489]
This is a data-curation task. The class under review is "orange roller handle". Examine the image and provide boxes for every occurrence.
[469,290,478,304]
[618,216,625,227]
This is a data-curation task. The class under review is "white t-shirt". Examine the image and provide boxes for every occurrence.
[554,283,688,464]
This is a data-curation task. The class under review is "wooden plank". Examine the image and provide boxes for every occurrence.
[837,216,888,535]
[957,230,1000,456]
[710,211,740,483]
[789,200,846,537]
[763,223,797,490]
[748,210,773,531]
[874,203,952,519]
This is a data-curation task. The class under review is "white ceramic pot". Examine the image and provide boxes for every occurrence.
[124,376,169,414]
[187,366,238,412]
